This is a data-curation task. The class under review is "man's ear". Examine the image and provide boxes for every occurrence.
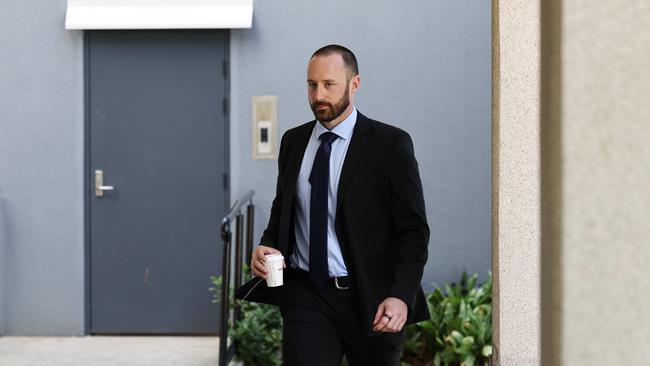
[350,74,360,92]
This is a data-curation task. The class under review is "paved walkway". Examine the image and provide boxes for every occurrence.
[0,336,224,366]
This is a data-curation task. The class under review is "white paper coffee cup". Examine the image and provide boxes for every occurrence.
[264,254,284,287]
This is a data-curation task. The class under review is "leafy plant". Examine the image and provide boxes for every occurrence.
[401,271,493,366]
[209,265,283,366]
[230,299,283,366]
[209,269,492,366]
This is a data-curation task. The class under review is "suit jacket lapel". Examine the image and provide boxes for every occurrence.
[284,121,315,198]
[334,112,372,264]
[283,120,316,220]
[336,111,372,213]
[279,121,315,255]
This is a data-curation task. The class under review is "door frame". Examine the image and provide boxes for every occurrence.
[82,29,231,335]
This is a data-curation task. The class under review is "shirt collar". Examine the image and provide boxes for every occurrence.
[315,106,357,141]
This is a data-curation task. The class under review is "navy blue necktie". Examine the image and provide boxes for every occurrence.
[309,131,339,288]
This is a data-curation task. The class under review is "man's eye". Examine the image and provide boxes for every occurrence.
[308,83,316,88]
[325,82,333,87]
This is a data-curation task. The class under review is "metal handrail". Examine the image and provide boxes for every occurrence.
[221,190,255,230]
[218,190,255,366]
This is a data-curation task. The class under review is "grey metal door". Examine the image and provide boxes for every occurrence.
[87,30,228,334]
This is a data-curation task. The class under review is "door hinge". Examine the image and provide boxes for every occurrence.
[222,60,229,77]
[223,172,229,190]
[222,97,229,115]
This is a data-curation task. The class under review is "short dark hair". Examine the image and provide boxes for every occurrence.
[311,44,359,78]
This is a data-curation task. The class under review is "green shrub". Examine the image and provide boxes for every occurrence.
[401,271,493,366]
[230,300,283,366]
[209,266,283,366]
[210,269,492,366]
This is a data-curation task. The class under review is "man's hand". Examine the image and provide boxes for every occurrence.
[251,245,286,280]
[372,297,408,333]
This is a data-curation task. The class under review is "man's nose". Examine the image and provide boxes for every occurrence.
[314,84,326,100]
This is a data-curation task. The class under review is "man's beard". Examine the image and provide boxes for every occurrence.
[310,87,350,123]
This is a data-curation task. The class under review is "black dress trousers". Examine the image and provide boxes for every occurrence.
[279,266,406,366]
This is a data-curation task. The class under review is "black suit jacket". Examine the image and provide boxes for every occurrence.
[259,111,431,337]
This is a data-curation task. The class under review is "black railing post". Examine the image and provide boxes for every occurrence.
[234,213,244,322]
[245,202,255,265]
[218,190,255,366]
[219,222,232,366]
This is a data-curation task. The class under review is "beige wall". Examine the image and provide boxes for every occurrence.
[493,0,541,364]
[541,0,650,364]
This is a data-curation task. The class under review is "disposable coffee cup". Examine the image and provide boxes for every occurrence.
[264,254,284,287]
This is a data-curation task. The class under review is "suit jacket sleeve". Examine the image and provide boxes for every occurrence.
[388,130,430,311]
[259,131,288,249]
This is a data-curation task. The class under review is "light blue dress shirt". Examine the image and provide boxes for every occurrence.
[289,107,357,276]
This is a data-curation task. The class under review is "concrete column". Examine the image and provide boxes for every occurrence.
[541,0,650,364]
[0,193,5,335]
[493,1,541,364]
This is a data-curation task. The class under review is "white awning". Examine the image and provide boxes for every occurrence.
[65,0,253,30]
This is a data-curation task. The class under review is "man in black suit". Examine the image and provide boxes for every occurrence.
[251,44,430,365]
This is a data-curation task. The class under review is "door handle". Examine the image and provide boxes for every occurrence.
[95,170,115,197]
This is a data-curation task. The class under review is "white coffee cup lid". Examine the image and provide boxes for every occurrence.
[265,253,284,261]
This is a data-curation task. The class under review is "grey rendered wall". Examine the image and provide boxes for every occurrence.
[0,0,85,334]
[0,0,490,336]
[230,0,492,291]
